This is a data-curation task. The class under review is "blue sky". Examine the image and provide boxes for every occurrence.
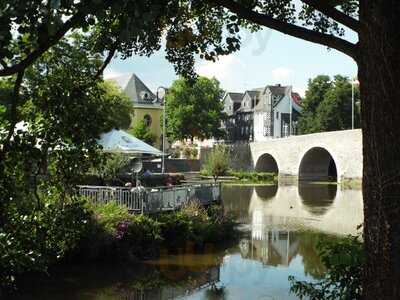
[105,28,358,97]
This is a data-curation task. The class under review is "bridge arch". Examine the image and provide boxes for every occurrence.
[299,147,338,181]
[255,153,279,174]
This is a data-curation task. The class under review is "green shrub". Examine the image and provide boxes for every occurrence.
[118,215,163,259]
[289,235,364,299]
[182,145,198,159]
[156,204,237,250]
[129,120,156,145]
[228,171,276,183]
[89,153,130,183]
[89,201,133,234]
[0,197,91,289]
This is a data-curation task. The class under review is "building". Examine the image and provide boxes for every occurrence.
[223,84,302,143]
[108,73,163,148]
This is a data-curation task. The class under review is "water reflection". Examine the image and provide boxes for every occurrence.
[224,183,363,235]
[13,184,363,300]
[254,185,278,200]
[298,183,337,216]
[13,254,223,300]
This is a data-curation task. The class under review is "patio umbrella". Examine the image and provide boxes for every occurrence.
[98,129,164,156]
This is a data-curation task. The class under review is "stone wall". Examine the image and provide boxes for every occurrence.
[199,143,254,171]
[143,159,200,173]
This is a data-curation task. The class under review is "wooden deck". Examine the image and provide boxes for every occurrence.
[78,183,221,214]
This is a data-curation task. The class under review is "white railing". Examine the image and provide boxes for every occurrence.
[78,183,221,214]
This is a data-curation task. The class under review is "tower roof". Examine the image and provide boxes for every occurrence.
[108,73,156,104]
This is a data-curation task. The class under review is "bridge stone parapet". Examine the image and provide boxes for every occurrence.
[250,129,362,182]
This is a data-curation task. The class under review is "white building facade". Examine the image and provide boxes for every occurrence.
[223,84,302,143]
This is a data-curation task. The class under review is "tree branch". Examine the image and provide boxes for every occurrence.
[0,60,7,69]
[93,42,118,80]
[0,70,25,160]
[301,0,360,32]
[0,13,85,77]
[210,0,359,60]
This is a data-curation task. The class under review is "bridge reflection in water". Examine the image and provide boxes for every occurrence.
[225,183,363,279]
[224,183,363,236]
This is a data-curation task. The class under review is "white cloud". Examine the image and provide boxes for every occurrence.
[271,67,294,84]
[195,55,247,92]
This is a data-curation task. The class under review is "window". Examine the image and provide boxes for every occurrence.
[276,111,279,119]
[144,114,152,127]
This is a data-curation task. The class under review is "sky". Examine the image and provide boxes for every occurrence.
[104,28,358,97]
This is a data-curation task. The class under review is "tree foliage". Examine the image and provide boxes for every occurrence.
[0,0,243,78]
[165,76,226,142]
[289,235,364,299]
[0,35,134,288]
[298,75,360,134]
[130,120,157,146]
[203,145,230,182]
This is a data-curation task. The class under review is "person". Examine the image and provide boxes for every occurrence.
[166,176,173,187]
[131,180,144,191]
[124,182,133,188]
[142,169,152,177]
[131,180,146,211]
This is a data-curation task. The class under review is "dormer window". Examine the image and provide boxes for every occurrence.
[140,91,150,101]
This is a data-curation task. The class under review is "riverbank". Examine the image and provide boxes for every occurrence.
[200,170,277,185]
[1,199,238,294]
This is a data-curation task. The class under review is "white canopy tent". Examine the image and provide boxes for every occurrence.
[98,129,164,156]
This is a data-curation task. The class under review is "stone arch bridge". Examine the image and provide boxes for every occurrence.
[250,129,362,182]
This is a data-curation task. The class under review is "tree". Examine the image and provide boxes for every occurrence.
[130,120,156,146]
[203,2,400,297]
[0,34,137,285]
[299,75,360,134]
[165,77,226,142]
[203,145,230,182]
[0,34,134,226]
[100,81,133,130]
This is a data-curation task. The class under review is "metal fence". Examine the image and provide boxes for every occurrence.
[78,183,221,214]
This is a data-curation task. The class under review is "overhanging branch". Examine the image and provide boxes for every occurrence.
[1,70,25,159]
[301,0,360,32]
[0,13,85,77]
[94,42,118,80]
[210,0,359,60]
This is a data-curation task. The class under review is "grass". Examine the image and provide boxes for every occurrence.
[200,170,277,184]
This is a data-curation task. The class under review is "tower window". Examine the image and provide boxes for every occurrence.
[144,114,152,127]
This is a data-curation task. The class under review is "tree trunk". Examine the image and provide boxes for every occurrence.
[359,1,400,298]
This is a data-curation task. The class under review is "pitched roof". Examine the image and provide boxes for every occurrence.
[267,85,289,95]
[227,92,244,103]
[108,73,156,104]
[246,88,264,98]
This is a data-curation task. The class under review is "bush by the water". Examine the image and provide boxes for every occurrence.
[0,196,91,289]
[289,234,364,299]
[78,200,237,261]
[228,171,276,183]
[1,197,237,291]
[156,201,236,250]
[200,169,277,184]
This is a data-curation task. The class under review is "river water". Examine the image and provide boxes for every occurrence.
[12,183,363,300]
